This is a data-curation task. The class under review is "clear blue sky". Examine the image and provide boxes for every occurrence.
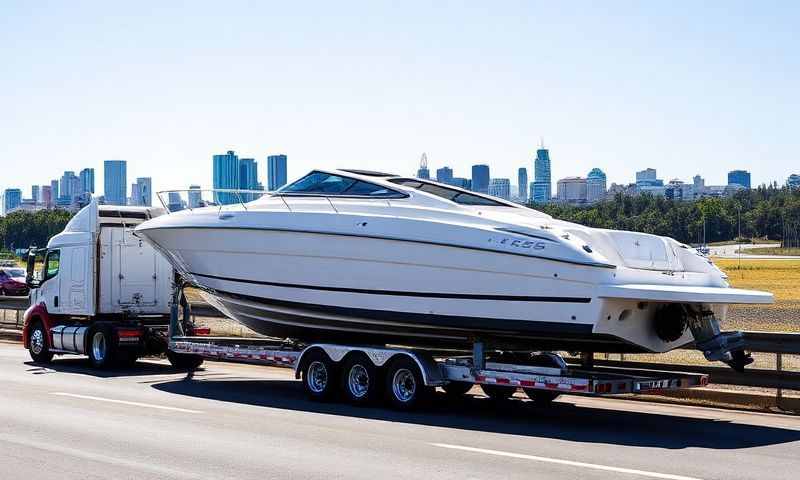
[1,0,797,197]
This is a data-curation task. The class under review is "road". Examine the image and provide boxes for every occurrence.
[709,243,800,259]
[1,342,800,480]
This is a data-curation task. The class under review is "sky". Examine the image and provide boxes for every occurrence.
[1,0,798,199]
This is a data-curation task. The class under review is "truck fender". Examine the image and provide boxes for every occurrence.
[22,303,53,349]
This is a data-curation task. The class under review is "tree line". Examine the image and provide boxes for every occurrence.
[532,183,800,246]
[0,209,73,253]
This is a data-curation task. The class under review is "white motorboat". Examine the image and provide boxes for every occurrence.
[134,169,773,370]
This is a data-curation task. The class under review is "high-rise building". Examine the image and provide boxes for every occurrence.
[188,185,203,208]
[3,189,22,215]
[556,177,588,203]
[60,171,79,200]
[50,179,59,201]
[130,183,142,206]
[213,150,239,204]
[167,192,185,212]
[79,168,95,194]
[239,158,259,201]
[488,178,511,200]
[134,177,152,207]
[41,185,52,209]
[31,185,40,205]
[267,154,288,191]
[517,168,528,203]
[533,144,552,203]
[416,153,430,180]
[436,166,453,184]
[471,165,490,193]
[104,160,128,205]
[727,170,751,189]
[450,178,471,190]
[586,168,607,203]
[788,174,800,190]
[635,168,663,189]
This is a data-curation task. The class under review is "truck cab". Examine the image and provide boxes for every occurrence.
[23,200,177,367]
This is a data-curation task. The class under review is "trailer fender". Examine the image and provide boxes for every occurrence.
[22,303,53,349]
[295,344,445,387]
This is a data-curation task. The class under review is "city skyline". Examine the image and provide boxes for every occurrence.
[1,3,797,198]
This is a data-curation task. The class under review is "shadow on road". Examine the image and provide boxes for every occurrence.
[23,358,200,378]
[151,375,800,450]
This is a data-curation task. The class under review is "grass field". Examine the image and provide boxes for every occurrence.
[744,247,800,256]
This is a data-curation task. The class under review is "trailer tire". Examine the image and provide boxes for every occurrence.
[340,353,381,406]
[87,327,115,369]
[28,321,53,363]
[385,356,431,411]
[523,389,560,406]
[301,349,338,402]
[167,350,204,370]
[442,381,473,397]
[480,384,516,401]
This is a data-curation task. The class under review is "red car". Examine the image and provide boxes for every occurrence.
[0,267,29,297]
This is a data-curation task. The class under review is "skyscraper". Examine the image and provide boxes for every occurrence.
[80,168,95,194]
[417,153,430,180]
[31,185,40,204]
[471,165,490,193]
[3,188,22,215]
[727,170,751,189]
[60,171,78,200]
[533,143,552,202]
[788,174,800,190]
[556,177,588,203]
[239,158,258,201]
[488,178,511,200]
[135,177,152,206]
[586,168,607,203]
[104,160,128,205]
[267,154,288,191]
[213,150,239,204]
[50,179,59,201]
[436,166,453,184]
[188,185,203,208]
[41,185,53,209]
[517,167,528,203]
[130,183,142,206]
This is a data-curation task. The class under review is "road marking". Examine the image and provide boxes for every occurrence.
[50,392,202,414]
[431,443,703,480]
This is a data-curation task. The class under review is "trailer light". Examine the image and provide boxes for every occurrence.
[191,327,211,336]
[117,329,141,338]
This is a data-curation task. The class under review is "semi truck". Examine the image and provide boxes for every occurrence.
[22,200,709,410]
[22,201,199,368]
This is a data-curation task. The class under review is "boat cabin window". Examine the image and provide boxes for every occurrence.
[278,171,406,198]
[388,178,510,206]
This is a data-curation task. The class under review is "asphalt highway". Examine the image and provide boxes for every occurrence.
[1,341,799,480]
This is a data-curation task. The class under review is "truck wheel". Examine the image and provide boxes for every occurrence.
[28,321,53,363]
[385,356,431,410]
[442,381,473,397]
[340,353,381,406]
[88,327,115,369]
[301,349,338,401]
[480,384,517,401]
[166,350,204,370]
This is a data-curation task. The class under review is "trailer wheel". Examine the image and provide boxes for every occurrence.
[442,381,473,397]
[28,321,53,363]
[522,353,563,406]
[523,389,560,406]
[301,349,338,401]
[480,384,516,401]
[385,356,432,410]
[166,350,204,370]
[340,353,381,405]
[88,327,115,369]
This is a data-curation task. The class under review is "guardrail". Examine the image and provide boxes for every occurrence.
[2,298,798,408]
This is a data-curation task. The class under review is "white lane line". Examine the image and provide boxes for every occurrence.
[431,443,703,480]
[50,392,202,414]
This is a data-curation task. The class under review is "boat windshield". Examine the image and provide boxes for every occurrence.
[388,178,511,207]
[278,171,407,198]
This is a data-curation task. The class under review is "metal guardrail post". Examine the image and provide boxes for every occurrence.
[16,310,21,327]
[776,353,783,409]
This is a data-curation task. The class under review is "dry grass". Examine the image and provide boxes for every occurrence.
[745,247,800,256]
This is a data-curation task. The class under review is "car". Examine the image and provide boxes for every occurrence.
[0,267,29,297]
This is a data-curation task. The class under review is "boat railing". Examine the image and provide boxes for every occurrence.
[155,189,278,215]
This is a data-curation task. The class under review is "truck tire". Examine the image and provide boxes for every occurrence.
[301,349,338,401]
[480,384,516,401]
[385,356,432,411]
[28,321,53,363]
[442,381,473,397]
[340,352,381,406]
[87,327,115,369]
[167,350,204,370]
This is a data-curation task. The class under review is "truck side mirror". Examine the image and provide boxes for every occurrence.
[26,247,41,289]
